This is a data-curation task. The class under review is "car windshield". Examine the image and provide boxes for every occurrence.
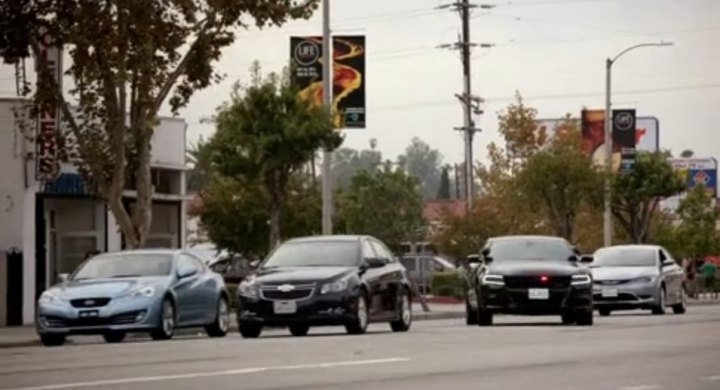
[262,241,360,268]
[592,248,657,267]
[71,253,173,280]
[488,239,573,261]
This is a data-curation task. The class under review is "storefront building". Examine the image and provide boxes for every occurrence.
[0,98,188,325]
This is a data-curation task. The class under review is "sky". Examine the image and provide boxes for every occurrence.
[1,0,718,168]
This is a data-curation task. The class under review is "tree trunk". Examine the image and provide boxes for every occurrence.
[131,130,154,248]
[268,203,281,250]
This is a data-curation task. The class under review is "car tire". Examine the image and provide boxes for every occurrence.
[151,298,176,340]
[672,287,687,315]
[238,323,263,339]
[205,296,230,338]
[561,311,576,325]
[390,290,412,332]
[475,292,493,326]
[346,294,369,335]
[651,287,666,315]
[465,300,478,326]
[289,324,310,337]
[40,334,66,347]
[576,309,594,326]
[598,308,612,317]
[103,331,126,343]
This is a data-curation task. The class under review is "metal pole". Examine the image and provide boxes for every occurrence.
[321,0,333,235]
[603,58,613,247]
[461,0,473,214]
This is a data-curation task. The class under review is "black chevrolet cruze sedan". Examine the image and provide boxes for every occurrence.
[236,235,413,338]
[465,235,594,326]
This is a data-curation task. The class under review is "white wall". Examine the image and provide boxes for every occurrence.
[0,99,29,252]
[151,117,187,168]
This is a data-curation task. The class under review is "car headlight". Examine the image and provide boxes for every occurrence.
[129,286,156,298]
[238,279,259,299]
[632,276,653,284]
[481,274,505,286]
[321,278,349,294]
[571,274,592,286]
[39,291,60,305]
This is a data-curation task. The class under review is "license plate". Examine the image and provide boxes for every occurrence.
[528,288,549,300]
[79,310,99,318]
[273,301,297,314]
[602,288,619,298]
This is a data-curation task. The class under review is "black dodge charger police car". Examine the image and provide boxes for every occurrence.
[464,235,594,326]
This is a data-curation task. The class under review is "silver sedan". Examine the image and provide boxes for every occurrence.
[590,245,686,316]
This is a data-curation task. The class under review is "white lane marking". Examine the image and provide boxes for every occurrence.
[6,357,411,390]
[701,375,720,381]
[619,386,661,390]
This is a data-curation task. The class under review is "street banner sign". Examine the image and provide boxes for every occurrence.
[290,35,366,129]
[612,109,636,174]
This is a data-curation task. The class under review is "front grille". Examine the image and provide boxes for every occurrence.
[70,298,111,308]
[594,280,630,286]
[260,284,315,301]
[43,311,143,328]
[594,293,638,302]
[504,276,570,289]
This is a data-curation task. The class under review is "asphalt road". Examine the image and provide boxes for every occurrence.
[1,306,719,390]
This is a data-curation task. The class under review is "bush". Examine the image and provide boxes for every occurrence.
[431,271,466,298]
[226,284,239,310]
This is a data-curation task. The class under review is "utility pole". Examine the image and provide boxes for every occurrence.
[439,1,493,217]
[321,0,333,235]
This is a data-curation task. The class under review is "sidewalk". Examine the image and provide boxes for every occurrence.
[0,303,464,348]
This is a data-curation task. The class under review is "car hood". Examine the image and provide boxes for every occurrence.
[49,276,170,299]
[487,260,583,277]
[591,266,657,281]
[251,266,356,284]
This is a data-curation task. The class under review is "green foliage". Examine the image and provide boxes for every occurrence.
[515,120,604,240]
[436,166,452,199]
[0,0,320,248]
[431,271,465,298]
[186,137,213,193]
[611,151,686,243]
[200,174,321,258]
[674,184,720,259]
[208,65,341,248]
[336,168,427,247]
[332,147,383,189]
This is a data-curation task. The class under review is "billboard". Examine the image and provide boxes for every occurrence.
[290,35,366,129]
[612,109,636,174]
[35,27,63,181]
[661,158,718,211]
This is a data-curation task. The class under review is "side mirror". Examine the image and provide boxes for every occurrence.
[58,273,69,283]
[249,260,260,269]
[662,259,674,267]
[365,257,387,269]
[580,255,594,263]
[177,266,197,279]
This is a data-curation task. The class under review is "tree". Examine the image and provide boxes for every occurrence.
[515,119,603,240]
[331,147,382,189]
[0,0,319,248]
[398,137,443,199]
[674,184,719,260]
[200,174,321,258]
[335,167,426,248]
[208,65,341,249]
[186,136,213,193]
[436,166,452,199]
[611,151,685,243]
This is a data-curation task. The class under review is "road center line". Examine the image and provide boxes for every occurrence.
[702,375,720,381]
[6,357,412,390]
[619,385,661,390]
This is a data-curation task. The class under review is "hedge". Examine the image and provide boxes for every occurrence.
[431,270,466,299]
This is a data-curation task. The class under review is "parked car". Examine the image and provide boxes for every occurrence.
[236,235,413,338]
[209,254,254,284]
[399,255,456,294]
[590,245,686,316]
[465,235,594,326]
[36,250,230,347]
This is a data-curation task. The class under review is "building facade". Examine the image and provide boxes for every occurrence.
[0,98,188,325]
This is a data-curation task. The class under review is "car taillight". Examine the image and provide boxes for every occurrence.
[540,275,549,283]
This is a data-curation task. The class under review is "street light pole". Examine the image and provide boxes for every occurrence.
[321,0,333,235]
[603,41,673,247]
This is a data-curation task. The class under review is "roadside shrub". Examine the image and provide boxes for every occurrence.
[431,271,465,298]
[226,284,239,310]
